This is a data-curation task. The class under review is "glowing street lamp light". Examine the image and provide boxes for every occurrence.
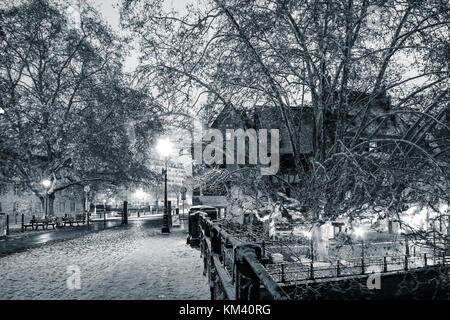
[134,188,145,218]
[84,185,91,225]
[354,227,366,261]
[41,179,51,216]
[135,188,145,199]
[156,138,174,158]
[157,137,174,234]
[354,227,365,238]
[41,179,51,189]
[302,230,314,263]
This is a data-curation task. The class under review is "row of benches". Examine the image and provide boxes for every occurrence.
[23,214,86,231]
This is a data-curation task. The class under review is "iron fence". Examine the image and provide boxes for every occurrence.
[265,253,450,283]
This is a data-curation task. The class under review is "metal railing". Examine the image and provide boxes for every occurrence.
[190,213,450,298]
[265,253,450,283]
[194,213,290,300]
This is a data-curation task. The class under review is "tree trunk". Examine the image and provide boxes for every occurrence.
[39,196,45,215]
[48,193,55,216]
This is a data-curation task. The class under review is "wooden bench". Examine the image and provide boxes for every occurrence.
[34,218,56,230]
[24,217,56,230]
[62,214,85,227]
[23,221,35,231]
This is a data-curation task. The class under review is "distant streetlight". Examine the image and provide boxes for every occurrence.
[84,185,90,225]
[134,188,145,199]
[303,230,313,263]
[41,179,51,216]
[135,188,145,217]
[156,138,174,158]
[103,199,106,225]
[354,227,366,261]
[157,137,174,234]
[41,179,51,188]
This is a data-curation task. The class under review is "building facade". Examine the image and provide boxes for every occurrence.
[192,90,409,236]
[0,180,84,219]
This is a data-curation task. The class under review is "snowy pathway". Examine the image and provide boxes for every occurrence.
[0,219,209,300]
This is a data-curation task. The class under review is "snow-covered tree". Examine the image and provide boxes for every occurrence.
[0,0,163,214]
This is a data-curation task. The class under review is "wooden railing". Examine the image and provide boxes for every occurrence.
[195,213,289,300]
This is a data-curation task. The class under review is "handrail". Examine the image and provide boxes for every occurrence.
[263,252,449,283]
[193,213,290,300]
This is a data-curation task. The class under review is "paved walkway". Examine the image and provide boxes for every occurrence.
[0,214,175,257]
[0,219,123,257]
[0,216,209,300]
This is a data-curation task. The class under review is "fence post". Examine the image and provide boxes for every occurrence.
[383,256,387,272]
[6,214,9,236]
[211,227,221,255]
[404,255,408,271]
[361,258,365,275]
[281,264,285,283]
[235,245,262,300]
[210,253,216,300]
[442,251,445,266]
[168,201,172,229]
[336,260,340,277]
[21,214,24,233]
[123,201,128,225]
[309,261,314,280]
[424,253,427,267]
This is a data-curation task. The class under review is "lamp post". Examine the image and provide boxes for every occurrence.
[84,185,90,225]
[156,138,173,234]
[354,227,365,260]
[135,188,145,218]
[41,179,51,217]
[399,227,410,257]
[301,230,313,262]
[103,199,106,226]
[181,186,187,229]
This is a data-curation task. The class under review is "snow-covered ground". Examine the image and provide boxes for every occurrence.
[0,220,209,300]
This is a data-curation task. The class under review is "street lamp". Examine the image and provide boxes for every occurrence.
[135,188,145,217]
[354,227,366,260]
[398,226,411,257]
[103,199,106,225]
[41,179,51,217]
[156,138,174,234]
[302,230,313,263]
[84,185,90,225]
